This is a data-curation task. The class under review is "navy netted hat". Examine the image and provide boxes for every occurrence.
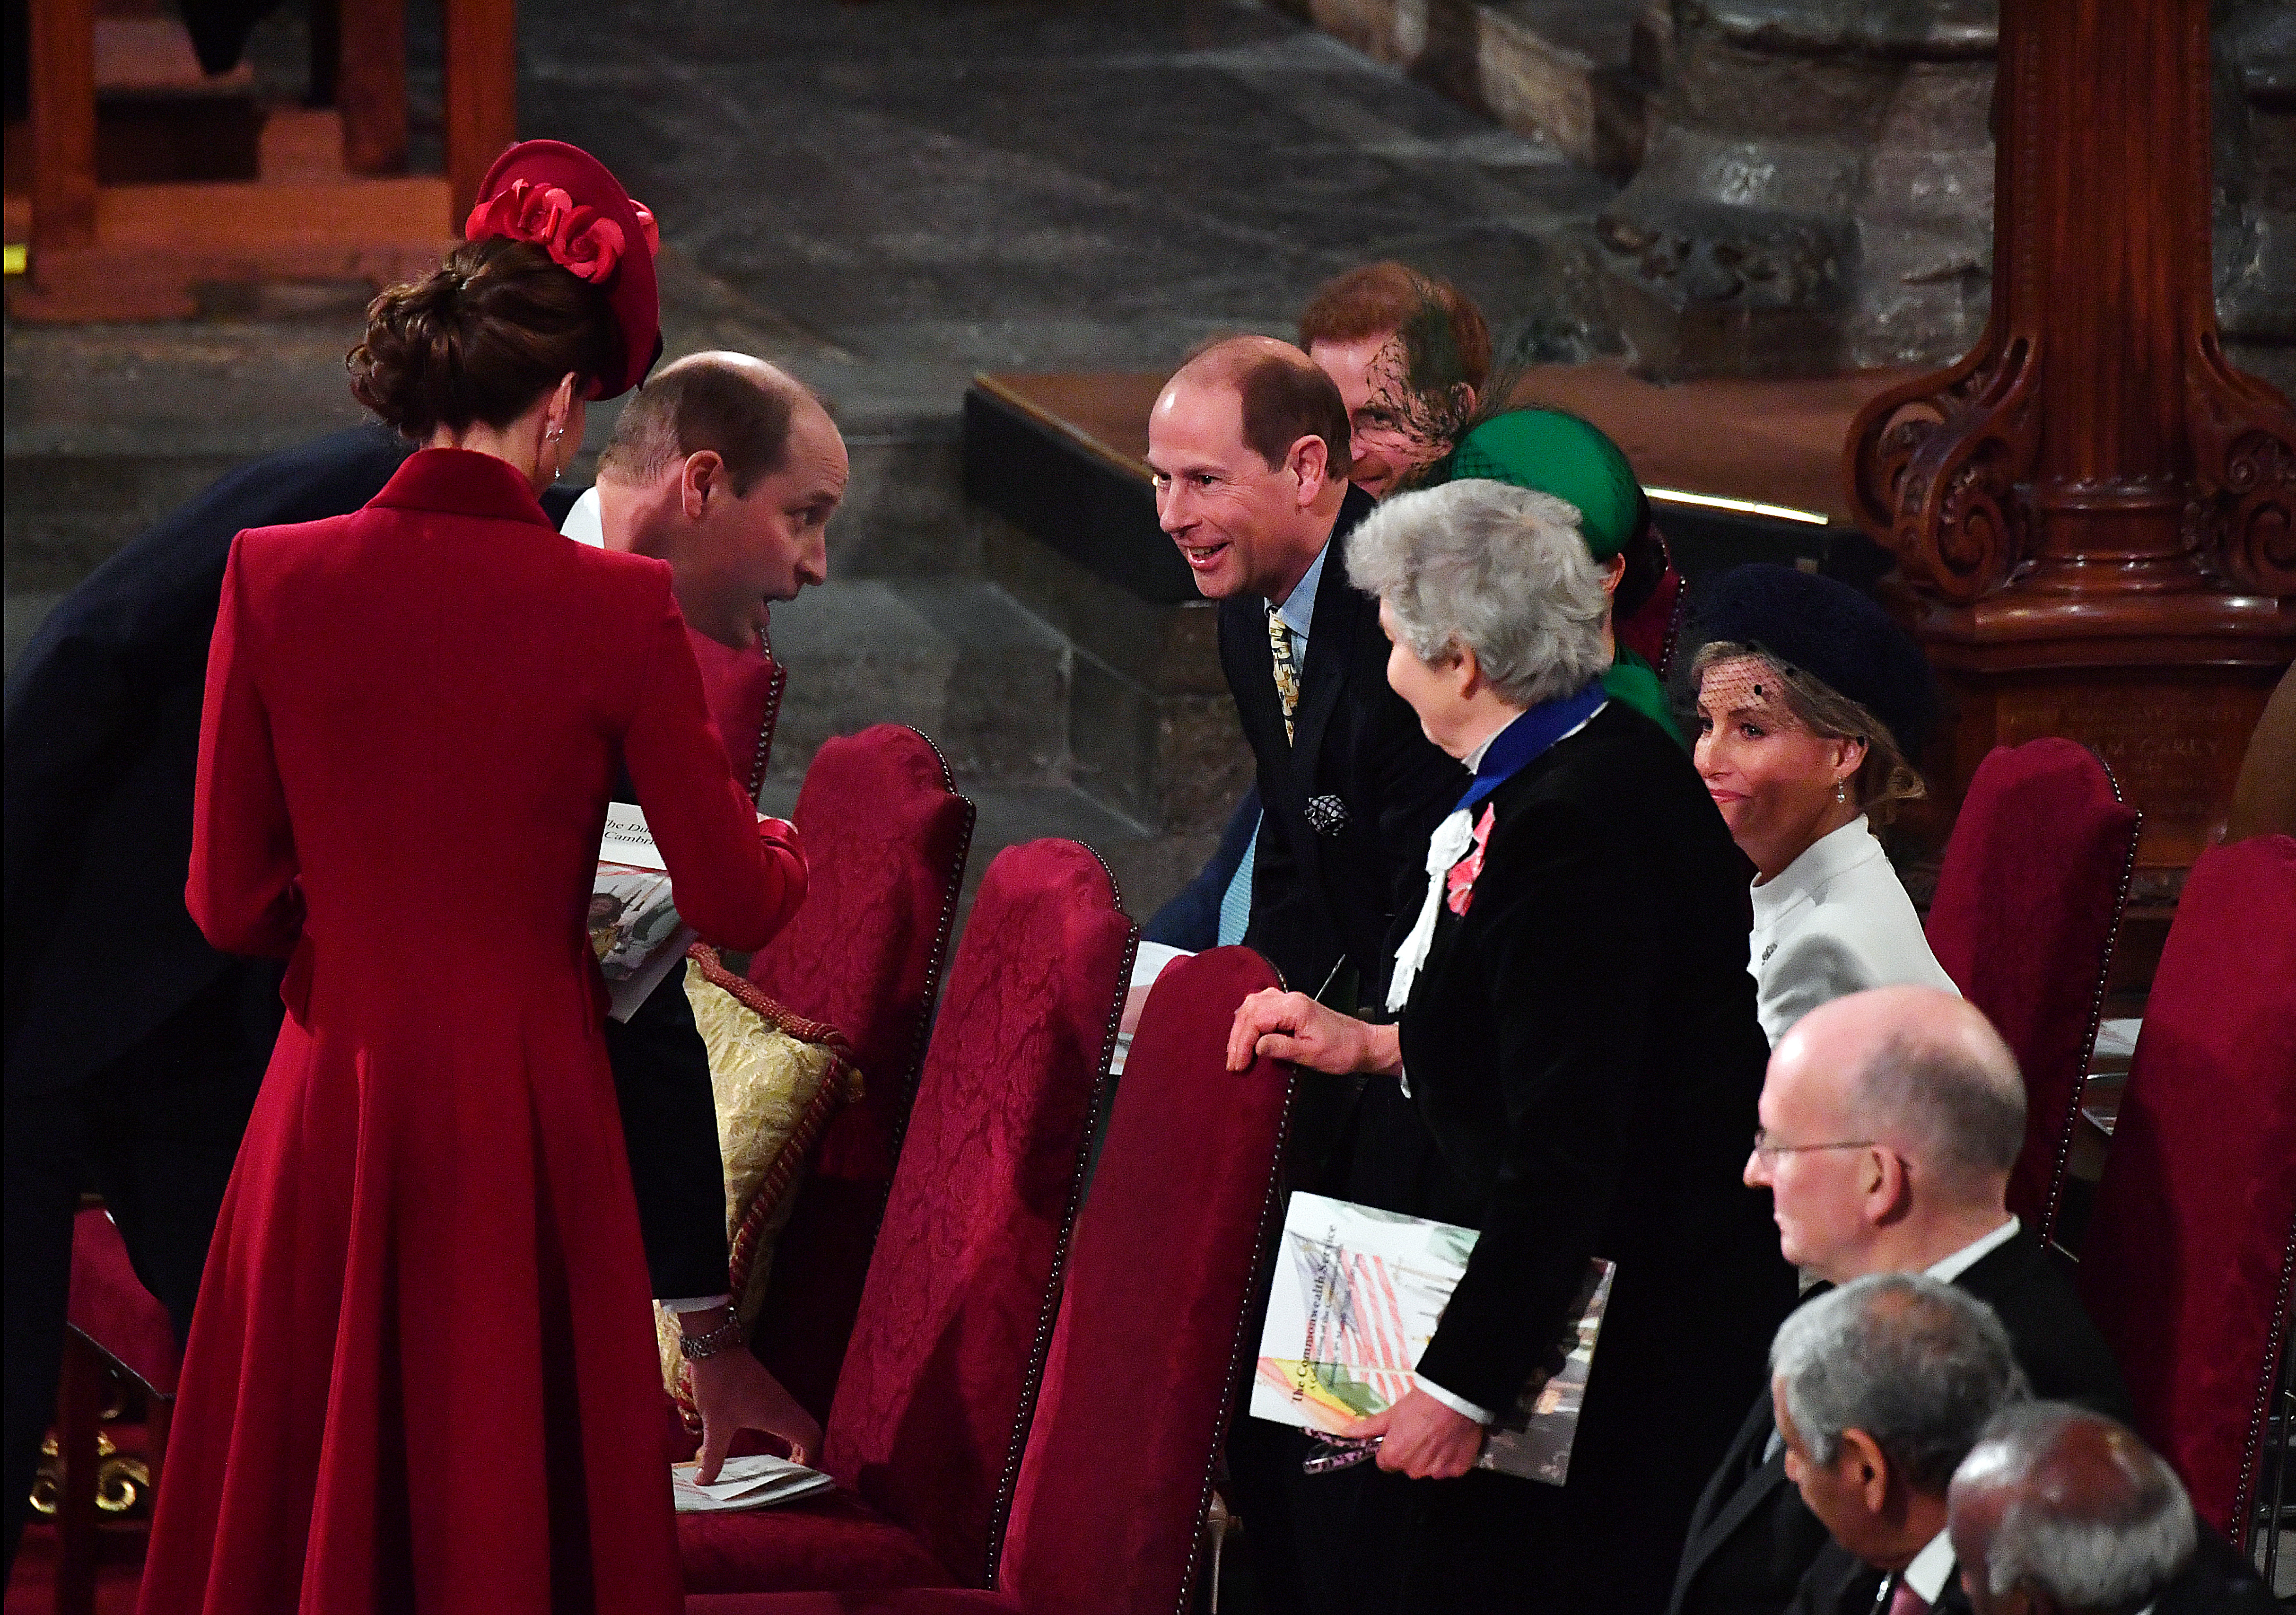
[1692,563,1938,756]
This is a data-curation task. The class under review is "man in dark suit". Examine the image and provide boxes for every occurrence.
[5,357,837,1561]
[1148,334,1466,1010]
[1145,337,1466,1613]
[1948,1404,2279,1615]
[1670,986,2133,1615]
[1769,1274,2030,1615]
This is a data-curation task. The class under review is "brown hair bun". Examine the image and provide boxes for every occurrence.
[348,236,617,439]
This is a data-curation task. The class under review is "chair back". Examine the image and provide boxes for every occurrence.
[67,1207,179,1397]
[746,725,976,1414]
[819,840,1135,1586]
[1924,739,2139,1248]
[2076,835,2296,1545]
[688,629,786,796]
[1615,522,1685,680]
[996,947,1292,1613]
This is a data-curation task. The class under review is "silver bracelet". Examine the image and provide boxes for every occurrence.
[678,1308,746,1362]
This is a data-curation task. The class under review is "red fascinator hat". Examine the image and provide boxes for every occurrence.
[463,139,663,399]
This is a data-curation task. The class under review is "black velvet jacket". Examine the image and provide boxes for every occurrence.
[1394,700,1791,1412]
[1385,698,1797,1606]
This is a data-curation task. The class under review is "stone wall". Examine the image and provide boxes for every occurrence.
[1280,0,2296,388]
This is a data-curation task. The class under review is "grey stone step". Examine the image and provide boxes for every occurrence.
[760,578,1072,791]
[1269,0,1665,179]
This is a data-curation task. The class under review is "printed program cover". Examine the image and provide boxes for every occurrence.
[1250,1192,1614,1484]
[592,802,695,1022]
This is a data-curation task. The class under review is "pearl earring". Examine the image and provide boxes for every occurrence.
[1835,779,1849,804]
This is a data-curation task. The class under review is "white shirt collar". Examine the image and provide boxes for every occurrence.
[1923,1216,2021,1285]
[1750,815,1886,924]
[561,485,605,548]
[1902,1528,1959,1605]
[1271,539,1328,643]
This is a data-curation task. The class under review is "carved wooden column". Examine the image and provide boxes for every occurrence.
[1845,0,2296,927]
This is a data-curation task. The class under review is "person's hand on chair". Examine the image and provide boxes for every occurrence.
[1226,988,1401,1078]
[684,1325,822,1481]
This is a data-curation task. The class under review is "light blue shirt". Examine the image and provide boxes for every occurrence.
[1275,539,1328,647]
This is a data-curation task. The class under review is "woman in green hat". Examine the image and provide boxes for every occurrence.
[1425,407,1683,745]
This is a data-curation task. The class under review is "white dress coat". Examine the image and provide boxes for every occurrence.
[1747,816,1958,1045]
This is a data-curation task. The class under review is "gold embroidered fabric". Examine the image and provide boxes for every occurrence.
[651,952,863,1406]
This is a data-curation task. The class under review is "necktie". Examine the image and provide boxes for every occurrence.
[1884,1574,1929,1615]
[1267,607,1301,744]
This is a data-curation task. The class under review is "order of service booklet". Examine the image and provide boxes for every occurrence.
[591,802,695,1023]
[671,1454,834,1514]
[1251,1192,1615,1484]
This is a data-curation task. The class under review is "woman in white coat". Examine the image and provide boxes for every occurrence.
[1688,564,1957,1045]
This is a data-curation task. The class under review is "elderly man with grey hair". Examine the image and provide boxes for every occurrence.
[1772,1272,2028,1614]
[1671,987,2132,1615]
[1948,1405,2278,1615]
[1228,480,1795,1614]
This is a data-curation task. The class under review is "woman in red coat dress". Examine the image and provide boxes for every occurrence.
[136,144,806,1615]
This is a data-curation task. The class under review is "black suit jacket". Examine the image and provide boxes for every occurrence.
[1217,487,1467,1004]
[1390,700,1799,1606]
[2156,1520,2281,1614]
[6,427,414,1093]
[3,428,724,1295]
[1794,1517,2274,1615]
[1672,1233,2137,1615]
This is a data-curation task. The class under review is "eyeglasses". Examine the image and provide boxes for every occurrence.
[1749,1128,1877,1165]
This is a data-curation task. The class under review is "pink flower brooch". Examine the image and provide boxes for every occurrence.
[1444,803,1496,916]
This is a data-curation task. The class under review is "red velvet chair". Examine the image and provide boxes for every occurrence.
[50,1207,182,1614]
[689,630,788,798]
[2075,835,2296,1546]
[1616,521,1686,680]
[686,945,1295,1615]
[1923,738,2141,1249]
[681,840,1134,1597]
[743,726,978,1416]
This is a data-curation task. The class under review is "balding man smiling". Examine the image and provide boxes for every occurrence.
[1669,987,2132,1615]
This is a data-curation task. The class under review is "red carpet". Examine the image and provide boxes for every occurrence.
[5,1521,144,1615]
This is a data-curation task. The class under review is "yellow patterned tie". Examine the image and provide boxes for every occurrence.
[1267,606,1301,745]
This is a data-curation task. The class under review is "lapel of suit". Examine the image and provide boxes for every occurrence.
[1285,500,1370,797]
[1685,1395,1795,1571]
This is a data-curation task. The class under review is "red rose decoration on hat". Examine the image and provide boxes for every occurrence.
[463,180,627,285]
[551,210,624,283]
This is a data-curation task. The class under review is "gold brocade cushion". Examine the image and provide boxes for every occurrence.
[652,945,863,1418]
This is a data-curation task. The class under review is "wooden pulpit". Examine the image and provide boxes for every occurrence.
[9,0,515,321]
[1845,0,2296,956]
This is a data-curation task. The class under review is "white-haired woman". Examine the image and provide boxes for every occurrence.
[1227,482,1795,1615]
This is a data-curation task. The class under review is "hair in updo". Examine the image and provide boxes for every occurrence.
[348,236,617,439]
